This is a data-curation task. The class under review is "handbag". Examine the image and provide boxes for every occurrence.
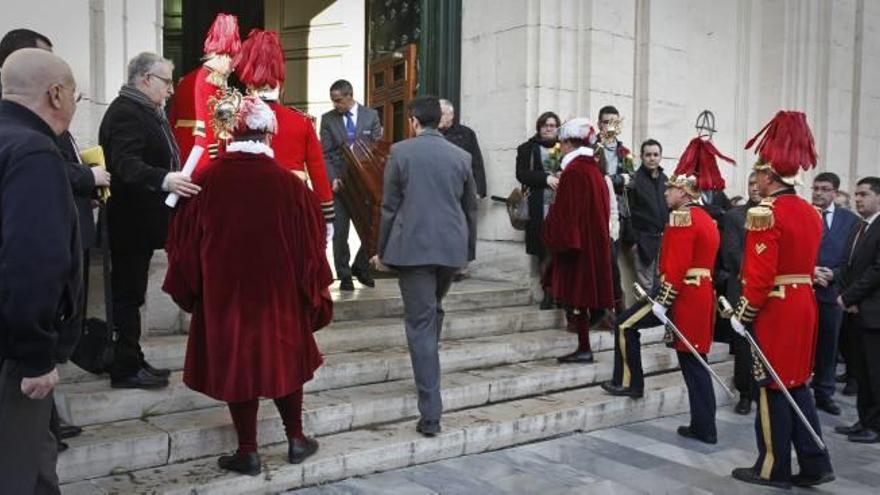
[490,187,530,231]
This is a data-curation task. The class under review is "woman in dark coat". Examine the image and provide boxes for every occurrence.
[515,111,562,309]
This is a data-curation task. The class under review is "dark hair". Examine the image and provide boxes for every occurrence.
[640,138,662,155]
[329,79,353,96]
[814,172,840,190]
[857,176,880,195]
[535,111,560,134]
[407,95,441,128]
[0,29,53,67]
[598,105,619,121]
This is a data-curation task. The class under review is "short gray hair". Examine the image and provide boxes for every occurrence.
[126,52,171,85]
[439,98,454,114]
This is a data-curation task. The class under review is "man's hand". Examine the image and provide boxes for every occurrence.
[837,295,859,314]
[332,178,343,192]
[164,172,202,198]
[20,368,59,400]
[546,175,559,190]
[370,255,391,272]
[90,165,111,187]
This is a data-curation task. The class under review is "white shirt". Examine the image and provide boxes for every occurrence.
[820,202,835,229]
[864,211,880,227]
[343,103,359,127]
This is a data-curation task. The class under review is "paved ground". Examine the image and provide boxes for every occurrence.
[292,383,879,494]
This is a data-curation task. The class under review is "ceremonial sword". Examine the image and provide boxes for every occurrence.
[718,296,827,451]
[633,283,735,398]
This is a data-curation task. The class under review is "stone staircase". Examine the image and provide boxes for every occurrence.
[58,279,733,494]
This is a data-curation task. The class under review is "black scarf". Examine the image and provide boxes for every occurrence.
[531,134,557,149]
[118,85,181,171]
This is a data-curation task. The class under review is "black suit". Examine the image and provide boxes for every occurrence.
[99,94,178,378]
[441,123,486,198]
[840,215,880,432]
[626,165,667,291]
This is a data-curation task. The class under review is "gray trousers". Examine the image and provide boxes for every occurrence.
[332,195,369,279]
[632,248,659,294]
[0,359,60,494]
[397,265,457,421]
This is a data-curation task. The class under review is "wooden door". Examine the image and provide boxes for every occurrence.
[367,44,418,142]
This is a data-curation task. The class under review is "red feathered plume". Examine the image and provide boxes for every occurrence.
[674,136,735,191]
[233,29,285,89]
[203,13,241,56]
[745,111,818,178]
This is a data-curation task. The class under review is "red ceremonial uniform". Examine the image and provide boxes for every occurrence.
[162,151,333,402]
[736,192,822,389]
[267,101,334,221]
[655,205,720,353]
[169,67,224,170]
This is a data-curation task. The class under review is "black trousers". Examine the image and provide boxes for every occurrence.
[731,332,754,399]
[811,301,843,402]
[752,385,832,483]
[851,328,880,432]
[332,195,369,280]
[678,351,717,440]
[839,313,859,384]
[610,240,623,309]
[110,250,153,378]
[611,299,661,392]
[0,360,60,494]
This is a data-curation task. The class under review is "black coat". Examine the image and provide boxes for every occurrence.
[441,123,487,197]
[58,132,98,250]
[99,96,177,252]
[840,217,880,330]
[0,101,83,377]
[627,165,667,263]
[515,137,552,257]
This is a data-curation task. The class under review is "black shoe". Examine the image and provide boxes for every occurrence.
[835,372,847,383]
[731,467,791,490]
[600,381,643,398]
[676,426,717,444]
[288,436,319,464]
[842,380,857,396]
[815,398,841,416]
[834,421,863,435]
[540,293,554,310]
[58,421,83,440]
[416,419,441,437]
[847,429,880,443]
[339,277,355,291]
[734,396,752,415]
[110,368,170,389]
[217,451,261,476]
[557,350,594,364]
[792,471,835,487]
[352,268,375,288]
[142,360,171,378]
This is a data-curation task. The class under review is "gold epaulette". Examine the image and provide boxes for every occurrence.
[669,209,692,227]
[745,204,774,231]
[288,105,318,125]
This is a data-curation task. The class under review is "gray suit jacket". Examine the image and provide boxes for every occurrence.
[378,129,477,268]
[319,104,383,181]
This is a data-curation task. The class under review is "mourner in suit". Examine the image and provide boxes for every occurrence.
[373,96,477,437]
[626,139,668,293]
[834,176,880,444]
[0,48,83,495]
[100,53,200,390]
[809,172,861,416]
[320,79,382,291]
[731,111,834,490]
[439,98,486,197]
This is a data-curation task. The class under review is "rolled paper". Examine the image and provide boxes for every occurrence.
[80,145,111,202]
[165,145,205,208]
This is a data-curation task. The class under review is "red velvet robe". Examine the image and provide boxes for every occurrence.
[542,154,614,310]
[163,150,333,402]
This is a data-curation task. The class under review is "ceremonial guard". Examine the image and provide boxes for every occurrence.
[730,111,835,489]
[168,13,240,169]
[602,135,731,445]
[233,29,334,222]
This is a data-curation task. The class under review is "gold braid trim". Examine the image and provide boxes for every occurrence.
[669,209,692,227]
[655,281,679,307]
[734,296,758,323]
[746,206,774,231]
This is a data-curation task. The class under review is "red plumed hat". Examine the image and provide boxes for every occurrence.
[233,29,285,89]
[203,13,241,56]
[745,110,818,180]
[671,136,735,192]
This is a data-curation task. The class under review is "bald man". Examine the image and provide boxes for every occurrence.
[0,48,83,494]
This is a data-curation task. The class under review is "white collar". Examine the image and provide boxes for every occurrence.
[560,146,594,170]
[343,103,359,120]
[226,140,275,158]
[865,211,880,227]
[823,203,836,214]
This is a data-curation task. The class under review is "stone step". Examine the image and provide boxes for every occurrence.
[61,362,735,494]
[58,305,564,385]
[56,327,655,427]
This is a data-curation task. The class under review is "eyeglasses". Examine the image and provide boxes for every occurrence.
[812,186,835,193]
[147,73,173,86]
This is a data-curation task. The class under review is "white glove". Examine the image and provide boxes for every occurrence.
[651,302,668,321]
[325,222,334,246]
[730,316,747,337]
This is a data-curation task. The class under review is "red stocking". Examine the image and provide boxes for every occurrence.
[227,399,259,454]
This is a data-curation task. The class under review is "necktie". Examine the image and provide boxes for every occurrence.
[344,111,356,143]
[850,220,868,263]
[822,210,830,232]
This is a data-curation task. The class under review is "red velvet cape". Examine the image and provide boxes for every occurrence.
[163,151,333,402]
[542,154,614,310]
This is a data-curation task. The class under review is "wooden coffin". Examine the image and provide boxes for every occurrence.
[339,139,392,258]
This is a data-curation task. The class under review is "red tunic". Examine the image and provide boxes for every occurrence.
[657,206,720,353]
[267,101,334,221]
[738,192,822,389]
[168,67,224,171]
[542,154,614,310]
[162,151,333,402]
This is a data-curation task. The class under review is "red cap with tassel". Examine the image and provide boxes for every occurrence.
[233,29,285,91]
[203,13,241,57]
[745,111,818,184]
[668,136,735,197]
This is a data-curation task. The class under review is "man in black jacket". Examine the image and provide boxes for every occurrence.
[626,139,667,293]
[0,48,82,494]
[99,52,199,389]
[834,176,880,443]
[439,99,486,198]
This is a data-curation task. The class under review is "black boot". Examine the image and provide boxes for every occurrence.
[540,291,554,310]
[734,395,751,415]
[288,436,319,464]
[218,451,261,476]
